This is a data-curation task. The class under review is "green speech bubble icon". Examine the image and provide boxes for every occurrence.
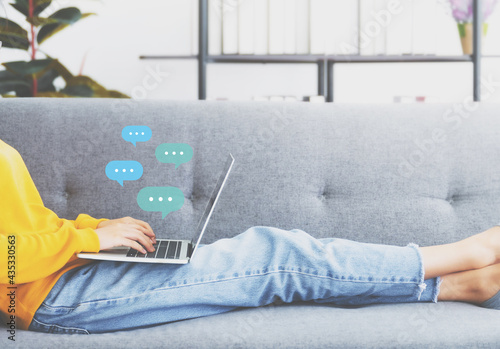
[137,186,185,219]
[155,143,193,169]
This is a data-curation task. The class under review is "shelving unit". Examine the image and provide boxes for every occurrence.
[140,0,484,102]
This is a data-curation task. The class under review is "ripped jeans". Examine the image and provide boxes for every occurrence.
[28,226,441,334]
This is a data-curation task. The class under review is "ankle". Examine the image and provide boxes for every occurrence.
[438,273,468,302]
[484,226,500,265]
[442,265,500,304]
[461,228,499,270]
[467,266,500,304]
[438,266,497,304]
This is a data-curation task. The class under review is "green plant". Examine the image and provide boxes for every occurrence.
[0,0,128,98]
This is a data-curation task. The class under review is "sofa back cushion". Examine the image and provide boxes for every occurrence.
[1,99,499,246]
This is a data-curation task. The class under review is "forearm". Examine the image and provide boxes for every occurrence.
[0,221,100,284]
[68,213,108,230]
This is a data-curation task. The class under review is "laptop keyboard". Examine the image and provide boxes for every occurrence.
[126,240,182,259]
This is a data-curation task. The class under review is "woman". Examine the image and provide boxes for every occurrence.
[1,138,500,334]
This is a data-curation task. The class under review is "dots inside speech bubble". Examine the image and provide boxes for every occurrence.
[105,161,143,186]
[122,126,152,146]
[155,143,193,169]
[137,186,185,219]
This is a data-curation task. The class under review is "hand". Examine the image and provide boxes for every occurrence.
[95,217,156,254]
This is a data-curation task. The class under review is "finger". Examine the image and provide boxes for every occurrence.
[128,224,155,244]
[122,217,136,225]
[130,241,147,254]
[143,222,155,240]
[119,238,147,254]
[131,220,156,243]
[133,219,155,237]
[125,228,155,252]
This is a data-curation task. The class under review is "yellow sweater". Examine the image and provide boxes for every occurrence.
[0,139,106,330]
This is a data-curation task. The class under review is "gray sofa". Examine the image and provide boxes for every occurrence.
[1,98,500,348]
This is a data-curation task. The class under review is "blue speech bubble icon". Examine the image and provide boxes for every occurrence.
[105,161,143,186]
[137,186,185,219]
[122,126,152,146]
[155,143,193,169]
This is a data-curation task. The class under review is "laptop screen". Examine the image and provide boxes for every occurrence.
[189,154,234,258]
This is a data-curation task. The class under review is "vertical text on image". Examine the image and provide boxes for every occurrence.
[6,234,17,341]
[397,75,500,179]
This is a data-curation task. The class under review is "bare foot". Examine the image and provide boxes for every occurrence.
[420,226,500,280]
[438,263,500,305]
[450,225,500,271]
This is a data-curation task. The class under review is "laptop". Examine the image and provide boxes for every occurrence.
[77,154,235,264]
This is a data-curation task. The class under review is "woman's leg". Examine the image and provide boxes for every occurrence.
[28,225,500,334]
[29,226,434,334]
[438,263,500,304]
[420,226,500,279]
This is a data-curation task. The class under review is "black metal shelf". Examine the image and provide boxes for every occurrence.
[140,0,484,102]
[141,54,474,63]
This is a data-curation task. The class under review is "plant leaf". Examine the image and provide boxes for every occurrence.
[64,75,130,98]
[27,16,59,27]
[0,79,32,96]
[49,59,74,82]
[9,1,29,17]
[0,18,30,50]
[37,23,67,44]
[81,13,95,20]
[9,0,53,17]
[3,59,54,77]
[34,0,53,16]
[37,68,59,92]
[50,7,84,24]
[0,69,31,96]
[64,76,101,97]
[103,90,130,98]
[61,84,94,97]
[37,8,93,44]
[36,91,73,97]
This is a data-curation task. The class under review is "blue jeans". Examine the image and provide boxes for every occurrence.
[28,226,441,334]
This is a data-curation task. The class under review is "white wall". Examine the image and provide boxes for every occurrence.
[1,0,500,102]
